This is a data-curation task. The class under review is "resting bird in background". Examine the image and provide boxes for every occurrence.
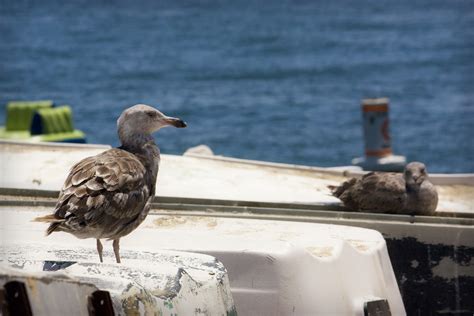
[35,104,186,263]
[329,162,438,215]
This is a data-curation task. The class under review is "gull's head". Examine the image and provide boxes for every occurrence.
[118,104,187,136]
[404,161,428,189]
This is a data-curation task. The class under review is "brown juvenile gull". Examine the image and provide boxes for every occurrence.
[35,104,186,263]
[329,162,438,215]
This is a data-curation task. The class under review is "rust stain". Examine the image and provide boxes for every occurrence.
[154,216,187,227]
[153,216,218,229]
[206,220,218,228]
[151,288,174,298]
[25,278,39,299]
[121,286,160,316]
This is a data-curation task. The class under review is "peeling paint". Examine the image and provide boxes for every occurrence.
[0,268,99,315]
[432,257,474,279]
[201,258,227,274]
[386,237,474,315]
[1,247,236,316]
[158,268,186,300]
[164,300,174,309]
[226,306,238,316]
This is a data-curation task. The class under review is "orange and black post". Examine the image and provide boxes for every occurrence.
[362,98,392,158]
[352,97,406,171]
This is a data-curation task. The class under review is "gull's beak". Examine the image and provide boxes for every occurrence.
[412,175,424,185]
[164,116,187,128]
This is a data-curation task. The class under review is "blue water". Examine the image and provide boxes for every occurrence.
[1,0,473,173]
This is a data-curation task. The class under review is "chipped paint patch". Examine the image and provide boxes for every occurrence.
[432,257,474,279]
[227,306,238,316]
[121,285,159,316]
[306,246,334,258]
[410,260,419,268]
[346,240,372,252]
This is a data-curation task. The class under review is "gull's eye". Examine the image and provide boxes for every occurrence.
[420,168,426,173]
[146,111,156,118]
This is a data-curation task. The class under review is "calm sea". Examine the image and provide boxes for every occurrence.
[1,0,473,172]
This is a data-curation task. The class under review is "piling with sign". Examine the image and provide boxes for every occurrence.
[352,98,406,171]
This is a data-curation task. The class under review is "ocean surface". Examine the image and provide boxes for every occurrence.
[1,0,473,173]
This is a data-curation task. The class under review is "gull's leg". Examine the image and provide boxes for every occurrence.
[113,239,121,263]
[96,239,103,263]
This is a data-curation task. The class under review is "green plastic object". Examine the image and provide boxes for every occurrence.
[37,130,86,142]
[0,127,30,139]
[5,100,53,131]
[1,101,86,143]
[33,105,75,134]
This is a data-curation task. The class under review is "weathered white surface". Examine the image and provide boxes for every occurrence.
[1,229,235,315]
[0,265,99,316]
[0,140,339,204]
[0,141,111,190]
[1,140,472,213]
[1,207,406,315]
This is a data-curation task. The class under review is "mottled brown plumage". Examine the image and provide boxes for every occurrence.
[329,162,438,215]
[36,104,186,263]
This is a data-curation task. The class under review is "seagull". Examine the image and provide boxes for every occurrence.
[35,104,186,263]
[329,162,438,215]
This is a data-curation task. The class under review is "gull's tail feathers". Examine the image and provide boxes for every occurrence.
[327,178,357,198]
[33,214,65,236]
